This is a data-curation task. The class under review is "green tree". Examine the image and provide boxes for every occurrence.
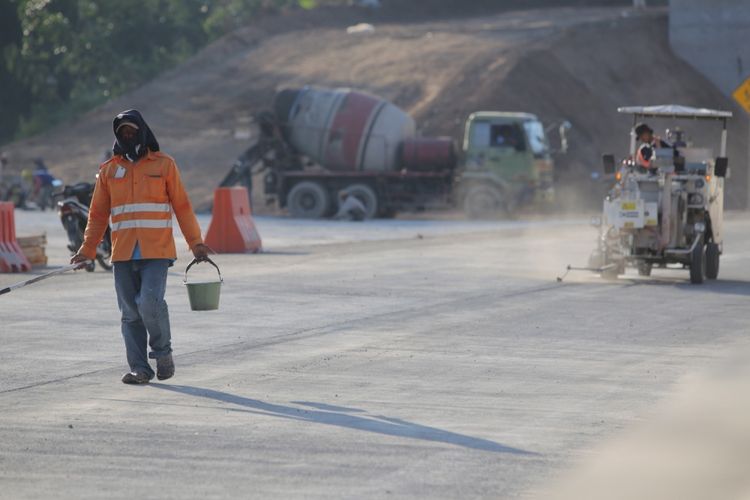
[0,0,329,144]
[13,0,212,136]
[0,0,30,143]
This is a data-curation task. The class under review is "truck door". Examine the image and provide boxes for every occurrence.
[466,121,532,183]
[522,119,553,195]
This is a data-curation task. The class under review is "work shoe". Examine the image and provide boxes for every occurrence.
[156,354,175,381]
[121,371,153,385]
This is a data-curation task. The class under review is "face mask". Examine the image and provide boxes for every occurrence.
[119,135,140,162]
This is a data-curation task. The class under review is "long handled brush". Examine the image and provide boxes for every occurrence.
[0,264,79,296]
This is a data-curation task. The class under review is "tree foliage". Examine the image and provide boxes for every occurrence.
[0,0,327,145]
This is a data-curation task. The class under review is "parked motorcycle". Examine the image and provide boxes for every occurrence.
[56,182,112,272]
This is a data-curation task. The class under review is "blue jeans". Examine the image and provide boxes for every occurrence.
[113,259,172,376]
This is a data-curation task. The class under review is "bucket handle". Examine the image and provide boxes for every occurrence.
[184,257,223,284]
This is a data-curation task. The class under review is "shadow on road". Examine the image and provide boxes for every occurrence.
[150,384,535,455]
[616,276,750,296]
[569,273,750,296]
[673,279,750,296]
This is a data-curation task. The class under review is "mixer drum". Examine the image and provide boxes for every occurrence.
[274,87,416,172]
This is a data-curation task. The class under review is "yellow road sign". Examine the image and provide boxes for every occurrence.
[732,77,750,115]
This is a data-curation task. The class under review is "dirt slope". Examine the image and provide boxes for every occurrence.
[3,5,746,210]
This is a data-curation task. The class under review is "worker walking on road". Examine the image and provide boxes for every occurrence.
[72,110,210,385]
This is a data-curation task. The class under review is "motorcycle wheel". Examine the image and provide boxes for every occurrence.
[96,229,113,271]
[96,255,113,271]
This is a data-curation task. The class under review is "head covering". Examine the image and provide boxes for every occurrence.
[634,122,653,138]
[112,109,159,162]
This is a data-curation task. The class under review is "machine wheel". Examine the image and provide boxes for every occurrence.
[637,261,652,277]
[587,250,604,270]
[689,239,706,284]
[705,242,720,280]
[342,184,378,219]
[601,268,619,280]
[287,181,330,219]
[601,254,622,280]
[463,185,506,219]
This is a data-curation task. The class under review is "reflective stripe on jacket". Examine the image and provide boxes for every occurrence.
[80,151,203,262]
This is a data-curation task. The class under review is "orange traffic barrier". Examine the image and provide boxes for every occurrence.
[204,187,262,254]
[0,202,32,273]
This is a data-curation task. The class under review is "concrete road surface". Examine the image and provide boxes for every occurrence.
[1,211,750,499]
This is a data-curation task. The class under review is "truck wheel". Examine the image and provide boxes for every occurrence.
[287,181,330,219]
[343,184,378,219]
[637,261,652,277]
[689,239,706,284]
[705,242,720,280]
[464,185,505,219]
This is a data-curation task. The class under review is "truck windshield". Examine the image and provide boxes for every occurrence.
[470,122,526,151]
[522,120,549,157]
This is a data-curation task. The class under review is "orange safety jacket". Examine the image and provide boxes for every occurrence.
[79,150,203,262]
[636,142,654,169]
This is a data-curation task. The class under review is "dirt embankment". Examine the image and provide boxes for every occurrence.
[427,13,749,209]
[3,4,746,211]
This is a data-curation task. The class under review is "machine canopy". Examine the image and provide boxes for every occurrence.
[617,105,732,120]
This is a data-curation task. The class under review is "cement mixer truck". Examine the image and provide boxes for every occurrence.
[220,86,564,218]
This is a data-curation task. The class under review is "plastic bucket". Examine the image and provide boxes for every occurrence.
[183,257,223,311]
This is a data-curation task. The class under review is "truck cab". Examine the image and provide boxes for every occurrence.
[460,112,554,218]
